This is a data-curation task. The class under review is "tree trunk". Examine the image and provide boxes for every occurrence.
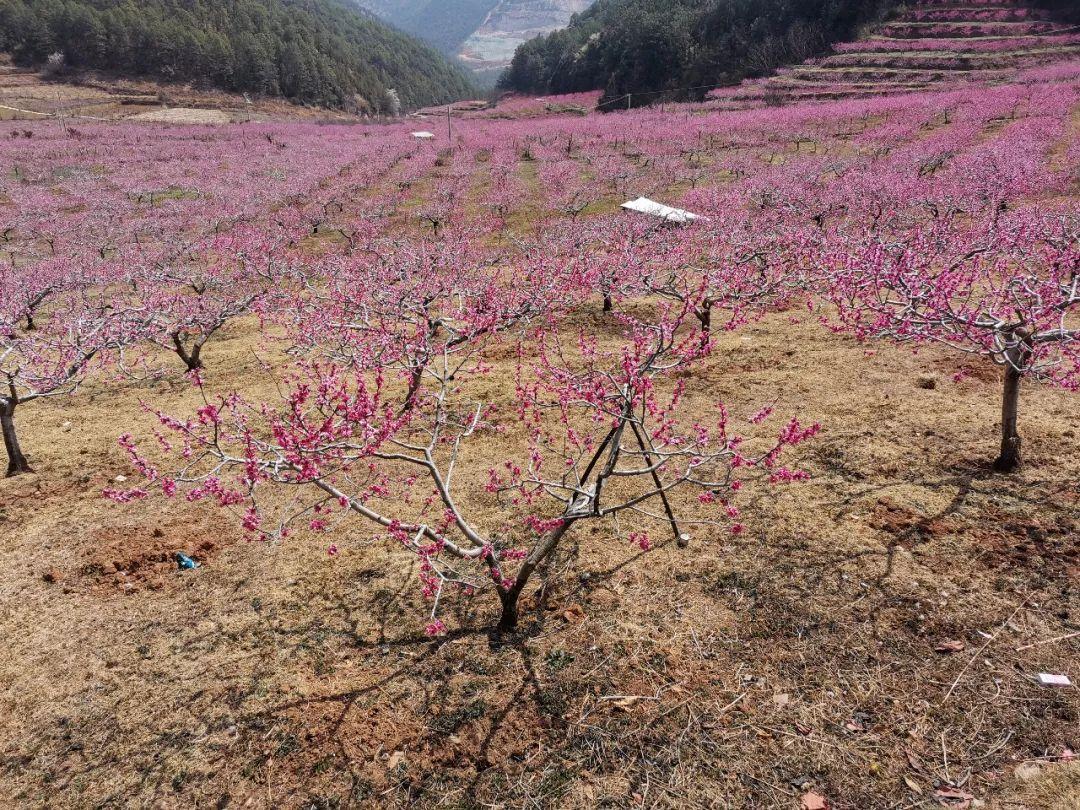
[494,519,576,633]
[172,334,204,372]
[181,344,203,372]
[698,304,712,334]
[1,402,31,477]
[496,588,520,633]
[602,294,612,312]
[994,361,1024,473]
[401,364,424,412]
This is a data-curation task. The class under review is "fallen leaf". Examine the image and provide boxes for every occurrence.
[843,710,871,733]
[611,696,639,711]
[903,775,923,795]
[800,790,828,810]
[772,692,790,706]
[935,639,965,653]
[794,721,812,735]
[562,604,586,623]
[934,786,974,808]
[906,749,926,773]
[386,750,406,770]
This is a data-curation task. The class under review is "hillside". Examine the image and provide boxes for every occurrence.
[356,0,498,55]
[712,0,1080,108]
[0,0,476,112]
[356,0,592,83]
[0,56,383,123]
[499,0,903,103]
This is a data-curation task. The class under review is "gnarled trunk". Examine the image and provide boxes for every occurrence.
[1,401,31,477]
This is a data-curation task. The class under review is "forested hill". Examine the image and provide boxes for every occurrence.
[499,0,896,105]
[0,0,476,112]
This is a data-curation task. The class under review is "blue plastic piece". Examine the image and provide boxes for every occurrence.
[175,552,199,570]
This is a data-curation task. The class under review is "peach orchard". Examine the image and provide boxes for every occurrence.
[2,74,1077,634]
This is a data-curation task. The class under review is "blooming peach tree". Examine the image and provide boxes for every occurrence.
[109,277,818,634]
[830,214,1079,471]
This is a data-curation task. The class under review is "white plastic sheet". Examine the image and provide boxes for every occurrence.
[620,197,704,223]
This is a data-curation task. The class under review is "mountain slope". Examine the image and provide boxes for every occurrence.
[356,0,497,55]
[0,0,476,112]
[356,0,592,81]
[500,0,896,104]
[460,0,593,80]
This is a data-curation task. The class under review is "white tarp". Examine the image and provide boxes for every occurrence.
[411,131,436,139]
[620,197,705,224]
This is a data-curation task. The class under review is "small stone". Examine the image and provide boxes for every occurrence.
[41,568,62,584]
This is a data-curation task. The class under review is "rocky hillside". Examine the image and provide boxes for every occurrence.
[461,0,593,81]
[356,0,593,83]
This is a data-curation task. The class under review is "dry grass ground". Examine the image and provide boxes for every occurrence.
[0,292,1077,807]
[0,57,363,124]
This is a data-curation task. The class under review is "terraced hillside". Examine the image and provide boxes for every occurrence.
[713,0,1080,108]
